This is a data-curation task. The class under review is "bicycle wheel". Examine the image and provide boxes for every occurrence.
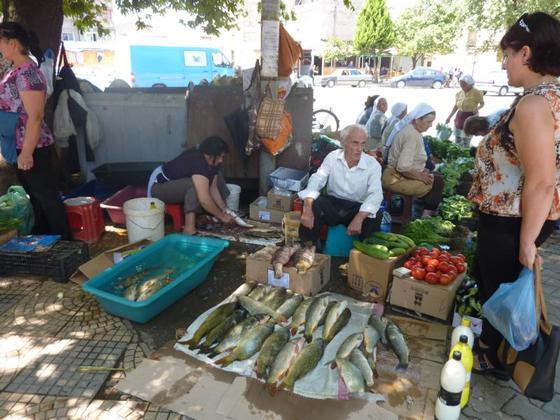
[312,109,340,133]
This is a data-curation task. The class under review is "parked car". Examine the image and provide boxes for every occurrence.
[475,70,523,96]
[389,67,446,89]
[320,69,374,88]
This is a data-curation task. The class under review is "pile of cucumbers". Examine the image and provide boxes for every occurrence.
[353,232,415,260]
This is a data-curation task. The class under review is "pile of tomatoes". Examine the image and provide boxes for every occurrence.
[402,247,466,286]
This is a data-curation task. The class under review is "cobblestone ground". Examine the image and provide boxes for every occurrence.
[0,231,558,419]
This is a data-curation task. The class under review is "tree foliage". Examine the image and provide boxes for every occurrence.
[353,0,394,55]
[323,37,355,63]
[463,0,560,51]
[394,0,461,67]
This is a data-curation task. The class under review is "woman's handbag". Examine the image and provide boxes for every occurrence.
[255,84,285,139]
[0,110,20,164]
[496,259,560,402]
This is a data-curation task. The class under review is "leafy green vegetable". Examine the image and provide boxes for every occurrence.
[439,195,475,222]
[403,216,456,246]
[438,157,475,196]
[425,136,471,161]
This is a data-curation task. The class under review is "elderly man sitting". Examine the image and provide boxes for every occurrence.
[298,124,383,245]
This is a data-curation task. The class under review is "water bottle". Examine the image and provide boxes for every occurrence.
[435,351,466,420]
[451,318,474,349]
[449,335,473,408]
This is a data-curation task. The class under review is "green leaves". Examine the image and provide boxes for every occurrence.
[353,0,394,55]
[438,195,475,222]
[323,38,355,63]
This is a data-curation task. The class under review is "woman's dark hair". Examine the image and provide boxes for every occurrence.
[364,95,379,109]
[500,12,560,76]
[0,21,44,66]
[464,116,490,136]
[197,136,229,157]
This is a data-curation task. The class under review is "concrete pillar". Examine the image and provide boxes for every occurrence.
[259,0,280,195]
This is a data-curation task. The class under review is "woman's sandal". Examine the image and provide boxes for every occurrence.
[471,347,511,381]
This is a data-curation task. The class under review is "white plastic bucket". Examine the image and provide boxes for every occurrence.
[123,197,165,242]
[226,184,241,212]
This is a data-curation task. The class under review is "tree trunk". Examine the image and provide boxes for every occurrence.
[3,0,63,59]
[412,54,419,69]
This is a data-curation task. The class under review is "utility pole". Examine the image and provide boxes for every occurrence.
[259,0,281,195]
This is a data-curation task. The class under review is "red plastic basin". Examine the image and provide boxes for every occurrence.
[101,185,147,225]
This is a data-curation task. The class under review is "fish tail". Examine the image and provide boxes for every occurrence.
[179,337,196,348]
[304,333,312,343]
[396,362,408,370]
[289,326,299,336]
[214,354,234,367]
[266,383,280,396]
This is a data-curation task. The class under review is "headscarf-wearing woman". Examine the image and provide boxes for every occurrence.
[355,95,378,125]
[0,22,70,238]
[365,96,388,150]
[445,73,485,147]
[382,103,444,210]
[381,102,407,159]
[467,12,560,379]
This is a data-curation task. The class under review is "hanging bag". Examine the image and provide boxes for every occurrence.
[255,84,285,139]
[496,259,560,402]
[261,111,293,156]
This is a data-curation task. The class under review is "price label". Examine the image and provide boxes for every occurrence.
[258,211,271,221]
[267,269,289,289]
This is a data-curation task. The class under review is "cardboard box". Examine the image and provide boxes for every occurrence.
[70,239,151,284]
[389,270,466,321]
[347,249,409,302]
[249,197,286,224]
[266,188,295,212]
[245,246,331,296]
[0,228,17,246]
[452,309,483,335]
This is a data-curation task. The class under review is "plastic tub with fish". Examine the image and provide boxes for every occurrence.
[82,234,229,323]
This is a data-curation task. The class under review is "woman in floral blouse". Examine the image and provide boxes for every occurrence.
[0,22,70,238]
[468,12,560,379]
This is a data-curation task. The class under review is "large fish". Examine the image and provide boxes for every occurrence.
[123,268,175,301]
[209,315,266,357]
[386,321,409,369]
[261,287,287,310]
[369,315,389,346]
[214,322,275,367]
[289,298,313,335]
[271,245,299,279]
[280,338,325,391]
[327,332,364,367]
[335,358,365,393]
[238,295,287,323]
[267,338,306,392]
[322,301,351,343]
[196,309,246,352]
[318,301,337,327]
[179,302,237,348]
[363,325,380,371]
[247,284,268,301]
[349,349,375,389]
[229,281,257,300]
[304,296,330,343]
[294,245,316,273]
[255,326,290,379]
[276,294,304,319]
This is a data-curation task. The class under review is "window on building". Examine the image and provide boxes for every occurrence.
[84,32,98,42]
[61,32,75,41]
[184,50,207,67]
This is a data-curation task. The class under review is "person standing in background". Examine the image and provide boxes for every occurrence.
[365,96,388,151]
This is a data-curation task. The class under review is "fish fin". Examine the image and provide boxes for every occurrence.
[214,354,234,367]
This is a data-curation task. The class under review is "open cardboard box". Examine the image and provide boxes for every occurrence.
[70,239,151,285]
[266,188,295,212]
[249,197,287,224]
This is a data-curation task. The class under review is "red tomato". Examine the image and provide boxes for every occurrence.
[417,247,430,256]
[427,258,440,267]
[447,271,457,282]
[421,256,432,266]
[456,263,466,273]
[441,251,451,258]
[425,272,439,284]
[449,256,463,266]
[411,267,426,281]
[435,271,442,280]
[438,261,451,274]
[455,253,466,262]
[403,260,414,270]
[426,264,437,273]
[430,247,441,256]
[439,274,452,286]
[438,254,450,262]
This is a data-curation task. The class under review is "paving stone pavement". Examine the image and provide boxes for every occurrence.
[0,232,559,419]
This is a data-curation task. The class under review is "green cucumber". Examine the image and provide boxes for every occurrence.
[353,241,390,260]
[372,231,398,242]
[389,247,407,257]
[392,233,415,247]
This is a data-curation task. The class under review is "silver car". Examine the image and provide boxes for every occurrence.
[476,70,523,96]
[320,68,374,88]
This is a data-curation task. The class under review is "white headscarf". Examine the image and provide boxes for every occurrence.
[386,102,407,127]
[459,73,475,86]
[385,103,436,149]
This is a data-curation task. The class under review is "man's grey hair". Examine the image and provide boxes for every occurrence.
[340,124,367,143]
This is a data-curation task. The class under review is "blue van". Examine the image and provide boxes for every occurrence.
[129,45,234,87]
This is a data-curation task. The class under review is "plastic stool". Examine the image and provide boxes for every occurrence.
[383,190,414,225]
[324,224,356,257]
[165,204,184,232]
[64,197,105,244]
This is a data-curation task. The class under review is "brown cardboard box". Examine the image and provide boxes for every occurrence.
[347,249,409,302]
[245,246,330,296]
[249,197,286,224]
[70,239,151,285]
[266,188,295,212]
[389,270,466,320]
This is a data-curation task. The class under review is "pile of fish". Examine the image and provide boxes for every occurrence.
[177,281,411,398]
[113,266,176,302]
[270,244,317,278]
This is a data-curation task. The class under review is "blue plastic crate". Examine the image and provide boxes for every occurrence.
[82,234,229,323]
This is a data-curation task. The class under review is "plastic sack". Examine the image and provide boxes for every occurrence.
[436,124,452,141]
[40,48,55,98]
[0,186,34,235]
[482,267,539,351]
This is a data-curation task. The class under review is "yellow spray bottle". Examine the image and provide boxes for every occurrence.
[449,335,473,408]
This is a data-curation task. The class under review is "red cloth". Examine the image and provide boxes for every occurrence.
[455,111,475,130]
[278,24,303,77]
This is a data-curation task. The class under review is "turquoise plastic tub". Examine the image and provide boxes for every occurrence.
[82,234,229,323]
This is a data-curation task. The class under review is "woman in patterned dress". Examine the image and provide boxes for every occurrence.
[0,22,70,238]
[468,12,560,379]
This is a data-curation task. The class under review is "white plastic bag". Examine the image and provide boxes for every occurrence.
[40,48,55,97]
